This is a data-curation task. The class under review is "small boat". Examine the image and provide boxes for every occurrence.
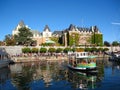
[68,52,97,72]
[0,48,10,68]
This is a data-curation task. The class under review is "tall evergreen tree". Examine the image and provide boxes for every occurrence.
[14,27,33,46]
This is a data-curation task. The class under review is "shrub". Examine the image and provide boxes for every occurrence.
[56,48,63,53]
[22,48,31,53]
[48,48,56,53]
[31,48,39,53]
[40,48,47,53]
[91,48,97,52]
[97,48,103,52]
[84,48,91,52]
[63,48,71,53]
[76,48,84,52]
[103,48,109,52]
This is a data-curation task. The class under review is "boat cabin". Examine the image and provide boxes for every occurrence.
[75,52,89,59]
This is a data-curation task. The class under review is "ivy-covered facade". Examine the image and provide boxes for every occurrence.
[12,21,103,46]
[55,24,103,46]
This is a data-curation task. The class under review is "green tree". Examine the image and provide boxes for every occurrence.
[40,48,47,53]
[56,48,63,53]
[97,48,103,52]
[31,48,39,53]
[22,48,31,53]
[4,34,16,46]
[104,41,111,46]
[91,47,97,52]
[14,27,33,46]
[103,48,109,52]
[84,48,91,52]
[112,41,119,46]
[71,48,76,52]
[63,48,71,53]
[48,48,56,53]
[76,48,84,52]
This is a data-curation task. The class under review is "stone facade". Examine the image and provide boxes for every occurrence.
[12,21,102,46]
[12,21,52,46]
[53,24,102,46]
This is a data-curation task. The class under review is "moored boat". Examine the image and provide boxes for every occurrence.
[68,52,97,72]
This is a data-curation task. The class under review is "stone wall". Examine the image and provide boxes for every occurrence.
[0,46,23,55]
[0,46,120,56]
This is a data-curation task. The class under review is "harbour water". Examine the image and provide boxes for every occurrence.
[0,58,120,90]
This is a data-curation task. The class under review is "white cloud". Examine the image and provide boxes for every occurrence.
[111,22,120,25]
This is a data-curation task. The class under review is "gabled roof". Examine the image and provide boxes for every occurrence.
[94,26,99,32]
[77,27,90,32]
[90,26,101,33]
[66,24,79,32]
[43,25,51,32]
[52,31,62,35]
[68,24,76,31]
[31,30,41,35]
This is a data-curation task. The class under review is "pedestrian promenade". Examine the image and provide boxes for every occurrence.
[11,53,109,63]
[11,54,68,63]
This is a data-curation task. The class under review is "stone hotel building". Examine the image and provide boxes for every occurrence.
[12,21,103,46]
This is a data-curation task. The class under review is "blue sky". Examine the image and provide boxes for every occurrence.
[0,0,120,43]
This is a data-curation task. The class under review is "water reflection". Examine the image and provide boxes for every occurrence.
[111,61,120,75]
[1,59,120,90]
[67,70,97,89]
[9,61,103,90]
[0,67,11,90]
[0,67,10,84]
[11,63,36,90]
[10,61,67,89]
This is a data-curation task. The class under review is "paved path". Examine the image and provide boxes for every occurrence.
[11,56,68,63]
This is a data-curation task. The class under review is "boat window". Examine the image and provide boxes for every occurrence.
[81,60,86,63]
[84,53,85,56]
[77,54,79,57]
